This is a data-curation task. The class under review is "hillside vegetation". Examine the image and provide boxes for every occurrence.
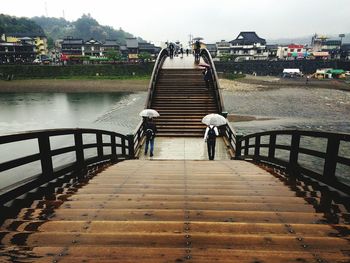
[32,14,139,44]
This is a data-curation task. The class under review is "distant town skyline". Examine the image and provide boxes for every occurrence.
[1,0,350,46]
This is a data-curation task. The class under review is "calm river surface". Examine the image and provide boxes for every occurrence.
[0,87,349,188]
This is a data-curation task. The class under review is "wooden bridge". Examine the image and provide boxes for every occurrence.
[0,50,349,262]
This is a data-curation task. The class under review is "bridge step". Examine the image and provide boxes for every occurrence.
[150,67,219,136]
[0,160,349,262]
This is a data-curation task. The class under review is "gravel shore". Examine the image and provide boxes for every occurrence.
[219,75,350,92]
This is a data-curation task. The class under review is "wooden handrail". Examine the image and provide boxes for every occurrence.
[132,49,168,156]
[145,48,168,108]
[200,48,225,114]
[0,128,133,205]
[200,49,236,156]
[235,129,350,195]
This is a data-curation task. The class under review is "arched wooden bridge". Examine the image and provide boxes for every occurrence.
[0,49,349,262]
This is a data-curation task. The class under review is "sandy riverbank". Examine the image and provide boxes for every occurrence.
[1,75,349,93]
[0,79,149,93]
[219,75,350,92]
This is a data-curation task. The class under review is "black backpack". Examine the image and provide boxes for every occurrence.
[145,128,154,140]
[208,127,216,140]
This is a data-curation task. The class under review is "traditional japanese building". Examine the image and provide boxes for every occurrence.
[61,37,83,55]
[229,32,268,60]
[5,33,48,56]
[0,41,36,64]
[83,38,103,57]
[126,38,139,60]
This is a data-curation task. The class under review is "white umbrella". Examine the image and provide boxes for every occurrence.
[202,114,227,126]
[139,109,160,118]
[193,37,204,41]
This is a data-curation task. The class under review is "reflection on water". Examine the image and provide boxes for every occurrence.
[0,92,147,189]
[0,92,146,135]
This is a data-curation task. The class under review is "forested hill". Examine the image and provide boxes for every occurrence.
[0,14,45,36]
[31,14,139,44]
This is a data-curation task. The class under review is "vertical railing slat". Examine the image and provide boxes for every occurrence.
[323,135,340,180]
[96,132,103,159]
[74,130,85,173]
[38,134,53,177]
[288,132,301,176]
[268,134,276,160]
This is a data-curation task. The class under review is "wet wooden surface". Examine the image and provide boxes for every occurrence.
[1,160,349,262]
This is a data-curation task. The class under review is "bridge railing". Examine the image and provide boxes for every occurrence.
[131,48,168,156]
[200,49,237,155]
[145,48,168,109]
[200,49,224,114]
[0,128,133,205]
[235,130,350,195]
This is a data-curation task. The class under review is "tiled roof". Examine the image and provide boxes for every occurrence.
[230,32,266,45]
[126,38,138,48]
[62,38,83,45]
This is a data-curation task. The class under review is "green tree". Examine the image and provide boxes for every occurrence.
[106,50,122,62]
[138,52,152,62]
[47,37,54,49]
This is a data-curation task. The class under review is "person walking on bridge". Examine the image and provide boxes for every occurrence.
[169,43,175,59]
[204,125,219,160]
[144,117,157,157]
[194,40,201,62]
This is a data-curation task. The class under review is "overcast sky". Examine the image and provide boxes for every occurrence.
[2,0,350,45]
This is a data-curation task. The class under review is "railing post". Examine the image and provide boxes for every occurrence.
[127,134,135,159]
[38,134,53,177]
[74,130,86,173]
[96,132,103,159]
[268,134,276,160]
[253,135,261,161]
[111,134,117,163]
[288,132,301,176]
[323,135,340,180]
[244,138,249,156]
[235,136,242,159]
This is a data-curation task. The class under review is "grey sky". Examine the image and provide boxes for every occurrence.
[1,0,350,45]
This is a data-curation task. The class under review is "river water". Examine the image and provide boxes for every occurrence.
[0,87,349,189]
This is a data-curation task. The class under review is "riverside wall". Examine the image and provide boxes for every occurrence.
[215,60,350,75]
[1,60,350,79]
[0,63,154,79]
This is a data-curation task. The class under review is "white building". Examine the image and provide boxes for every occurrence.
[229,32,268,61]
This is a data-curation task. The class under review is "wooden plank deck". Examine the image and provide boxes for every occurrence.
[1,160,349,262]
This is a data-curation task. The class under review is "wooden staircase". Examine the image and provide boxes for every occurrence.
[1,160,349,262]
[152,68,218,137]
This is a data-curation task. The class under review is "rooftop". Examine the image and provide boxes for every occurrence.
[230,31,266,45]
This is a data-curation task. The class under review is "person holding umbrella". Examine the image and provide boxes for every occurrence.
[204,124,219,160]
[202,114,227,160]
[144,117,157,157]
[139,109,160,157]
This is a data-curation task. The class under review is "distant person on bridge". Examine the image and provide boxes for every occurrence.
[202,67,212,89]
[144,117,157,157]
[194,40,201,62]
[204,125,219,160]
[169,43,175,58]
[186,48,189,56]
